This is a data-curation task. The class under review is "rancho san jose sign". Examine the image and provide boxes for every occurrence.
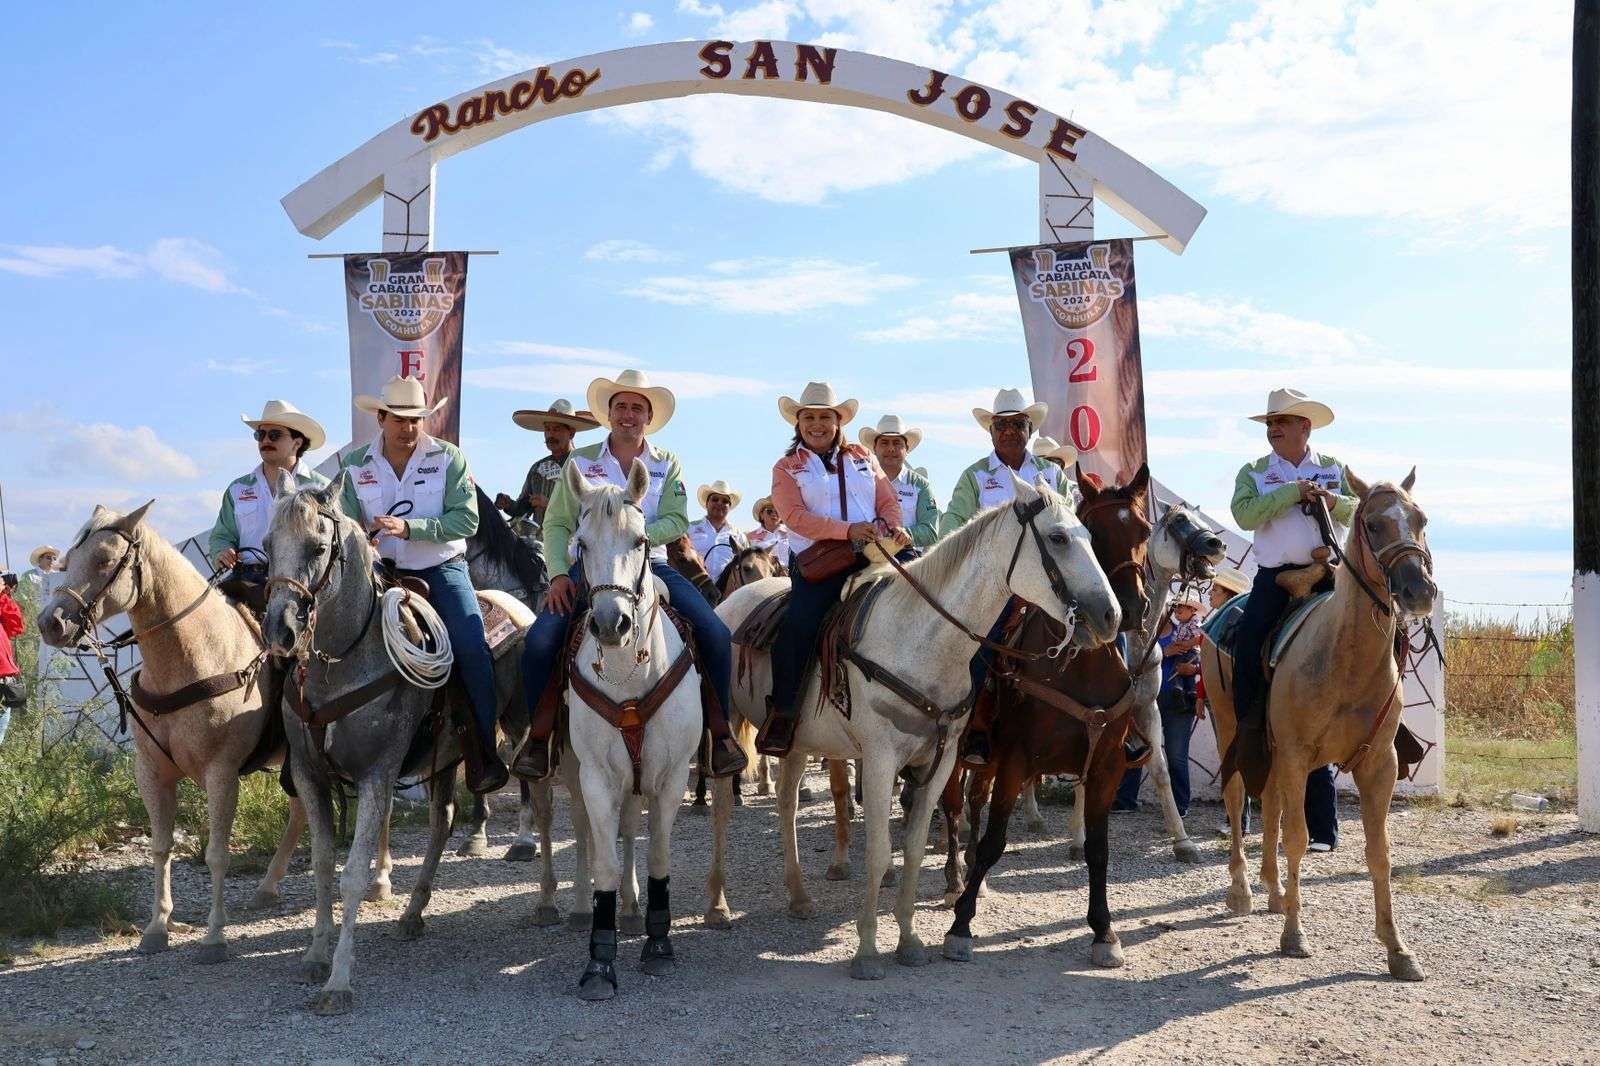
[281,39,1205,254]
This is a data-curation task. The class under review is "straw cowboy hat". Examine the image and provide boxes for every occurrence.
[29,545,60,570]
[751,496,778,522]
[512,398,599,434]
[858,414,922,452]
[241,399,327,451]
[586,369,676,435]
[1174,587,1205,611]
[1212,567,1250,595]
[697,480,741,510]
[354,376,448,420]
[779,382,859,426]
[1032,435,1079,467]
[1248,387,1334,429]
[973,387,1047,431]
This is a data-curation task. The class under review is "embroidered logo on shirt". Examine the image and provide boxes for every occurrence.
[238,490,259,502]
[355,470,380,486]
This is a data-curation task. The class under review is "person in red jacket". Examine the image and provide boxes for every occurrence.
[0,572,25,745]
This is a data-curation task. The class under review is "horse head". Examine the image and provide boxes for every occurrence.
[1346,468,1437,619]
[566,457,653,648]
[36,500,155,647]
[1150,499,1226,584]
[1004,472,1121,647]
[262,471,362,659]
[1075,464,1154,633]
[718,545,782,598]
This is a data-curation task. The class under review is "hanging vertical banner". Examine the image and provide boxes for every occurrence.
[343,251,468,445]
[1009,238,1146,486]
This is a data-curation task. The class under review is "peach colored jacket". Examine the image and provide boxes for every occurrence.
[771,442,903,546]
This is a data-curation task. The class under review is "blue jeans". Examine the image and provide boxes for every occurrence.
[1114,686,1194,813]
[404,558,497,738]
[0,706,10,747]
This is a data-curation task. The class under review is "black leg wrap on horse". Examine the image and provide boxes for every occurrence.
[646,875,669,913]
[581,890,620,992]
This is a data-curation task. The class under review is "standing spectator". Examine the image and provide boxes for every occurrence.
[500,399,599,525]
[1113,590,1204,815]
[24,545,60,591]
[0,572,26,746]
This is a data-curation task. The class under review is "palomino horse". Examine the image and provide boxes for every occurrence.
[1202,471,1435,981]
[561,459,712,1001]
[35,503,306,963]
[717,473,1120,980]
[262,475,532,1014]
[940,468,1159,968]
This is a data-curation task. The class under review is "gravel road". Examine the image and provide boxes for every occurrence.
[3,766,1598,1065]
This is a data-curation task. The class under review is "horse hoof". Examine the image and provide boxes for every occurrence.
[247,889,280,911]
[137,930,168,955]
[702,907,732,929]
[504,842,538,863]
[942,935,973,962]
[640,940,676,976]
[310,989,354,1016]
[193,941,229,965]
[1389,952,1426,982]
[825,862,851,881]
[364,881,392,903]
[1067,844,1085,863]
[733,791,745,807]
[1026,818,1046,834]
[941,892,961,909]
[690,803,709,817]
[578,973,617,1002]
[457,836,489,858]
[1280,931,1311,959]
[619,913,646,936]
[1226,887,1253,916]
[798,787,815,803]
[1173,840,1202,864]
[566,912,594,932]
[397,913,426,941]
[1091,940,1126,969]
[848,956,886,981]
[1267,895,1285,915]
[757,783,770,797]
[532,905,562,927]
[895,941,930,968]
[786,899,817,921]
[297,960,331,984]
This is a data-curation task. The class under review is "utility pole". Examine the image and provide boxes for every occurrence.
[0,481,10,569]
[1573,0,1600,833]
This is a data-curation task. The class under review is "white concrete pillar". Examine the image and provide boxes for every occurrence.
[1039,155,1094,244]
[381,156,435,252]
[1577,571,1599,832]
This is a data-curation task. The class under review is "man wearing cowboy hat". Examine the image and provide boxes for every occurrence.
[24,545,60,591]
[336,375,508,794]
[212,399,330,609]
[860,415,940,552]
[1227,387,1358,812]
[514,369,747,781]
[498,399,599,526]
[687,481,749,584]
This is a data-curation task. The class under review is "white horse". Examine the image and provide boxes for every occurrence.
[562,459,712,1001]
[716,474,1121,979]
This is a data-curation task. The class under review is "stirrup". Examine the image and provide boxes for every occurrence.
[755,712,796,758]
[702,732,749,779]
[959,732,991,770]
[510,731,556,782]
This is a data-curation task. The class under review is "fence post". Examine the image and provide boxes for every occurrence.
[1573,0,1600,833]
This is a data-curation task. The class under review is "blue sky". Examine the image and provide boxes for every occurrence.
[0,1,1574,615]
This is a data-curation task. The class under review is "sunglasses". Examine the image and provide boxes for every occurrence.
[991,417,1030,432]
[253,429,288,443]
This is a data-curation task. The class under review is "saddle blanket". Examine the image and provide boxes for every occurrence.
[1203,590,1332,669]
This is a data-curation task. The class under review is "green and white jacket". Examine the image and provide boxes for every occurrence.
[337,433,478,570]
[938,450,1064,539]
[890,466,942,548]
[209,462,328,559]
[542,438,689,577]
[1230,449,1357,568]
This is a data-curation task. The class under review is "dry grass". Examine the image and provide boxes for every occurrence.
[1489,814,1518,837]
[1444,611,1573,740]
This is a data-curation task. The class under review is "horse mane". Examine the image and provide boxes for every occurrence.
[472,485,547,593]
[905,490,1047,589]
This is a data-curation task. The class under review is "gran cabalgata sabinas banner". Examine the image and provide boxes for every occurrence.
[343,252,468,445]
[1009,238,1146,487]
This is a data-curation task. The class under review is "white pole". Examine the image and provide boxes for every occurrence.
[1573,1,1599,833]
[1578,575,1599,832]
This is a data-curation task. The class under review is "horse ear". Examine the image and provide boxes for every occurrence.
[1346,468,1370,498]
[564,458,589,501]
[1076,463,1099,503]
[91,503,108,520]
[626,458,650,506]
[1400,466,1417,493]
[115,499,155,533]
[1011,469,1040,504]
[322,469,348,505]
[275,467,297,498]
[1126,462,1151,501]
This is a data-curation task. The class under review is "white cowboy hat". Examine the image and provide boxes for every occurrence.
[512,398,600,433]
[354,376,448,420]
[750,496,778,522]
[586,369,676,435]
[28,545,60,570]
[1173,587,1205,611]
[858,414,923,452]
[1212,567,1250,595]
[973,387,1048,431]
[1248,387,1334,430]
[697,480,741,510]
[1032,435,1079,467]
[241,399,327,451]
[778,382,859,426]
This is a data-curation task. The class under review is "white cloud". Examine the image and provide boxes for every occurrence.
[145,238,242,294]
[715,0,800,39]
[0,238,244,294]
[860,292,1018,342]
[624,11,656,36]
[1140,293,1367,366]
[627,257,915,313]
[585,239,675,263]
[0,410,200,482]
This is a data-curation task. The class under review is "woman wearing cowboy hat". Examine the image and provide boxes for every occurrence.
[499,399,600,525]
[746,497,791,567]
[335,375,507,794]
[211,399,330,607]
[687,480,749,584]
[514,369,748,781]
[859,414,940,552]
[1030,435,1080,472]
[756,383,910,757]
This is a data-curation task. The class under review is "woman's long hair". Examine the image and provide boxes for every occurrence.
[785,425,845,471]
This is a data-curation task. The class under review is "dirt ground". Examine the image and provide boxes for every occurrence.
[3,765,1598,1065]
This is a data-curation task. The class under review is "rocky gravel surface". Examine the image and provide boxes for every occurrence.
[3,768,1598,1065]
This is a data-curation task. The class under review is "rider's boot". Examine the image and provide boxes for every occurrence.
[510,678,560,782]
[458,708,509,796]
[700,685,748,779]
[754,697,798,758]
[959,686,997,770]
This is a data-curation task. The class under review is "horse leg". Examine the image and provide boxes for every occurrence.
[963,771,993,899]
[313,775,393,1015]
[849,751,897,981]
[692,768,709,813]
[944,755,1026,961]
[576,765,624,1001]
[640,783,679,976]
[251,795,306,910]
[1141,699,1199,863]
[1083,762,1125,969]
[1356,748,1424,980]
[618,796,644,935]
[1223,771,1253,915]
[704,773,734,928]
[135,761,178,954]
[1067,780,1087,862]
[530,779,562,925]
[457,792,489,857]
[1274,759,1312,958]
[825,757,853,881]
[1259,769,1286,914]
[397,765,457,940]
[194,768,241,964]
[365,814,393,903]
[777,754,816,919]
[1023,777,1045,833]
[941,767,966,907]
[506,779,539,863]
[295,773,337,985]
[893,745,958,968]
[563,751,595,931]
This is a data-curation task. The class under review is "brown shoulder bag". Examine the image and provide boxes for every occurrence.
[794,458,859,581]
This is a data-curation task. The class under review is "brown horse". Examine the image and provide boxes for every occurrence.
[942,465,1157,968]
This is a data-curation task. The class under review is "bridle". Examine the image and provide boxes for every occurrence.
[1076,492,1152,617]
[264,506,376,664]
[56,526,145,643]
[1309,490,1434,620]
[577,501,660,683]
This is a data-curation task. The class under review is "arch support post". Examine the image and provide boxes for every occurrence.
[382,157,435,253]
[1039,156,1093,244]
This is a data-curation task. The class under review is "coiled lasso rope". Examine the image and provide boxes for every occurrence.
[380,589,454,689]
